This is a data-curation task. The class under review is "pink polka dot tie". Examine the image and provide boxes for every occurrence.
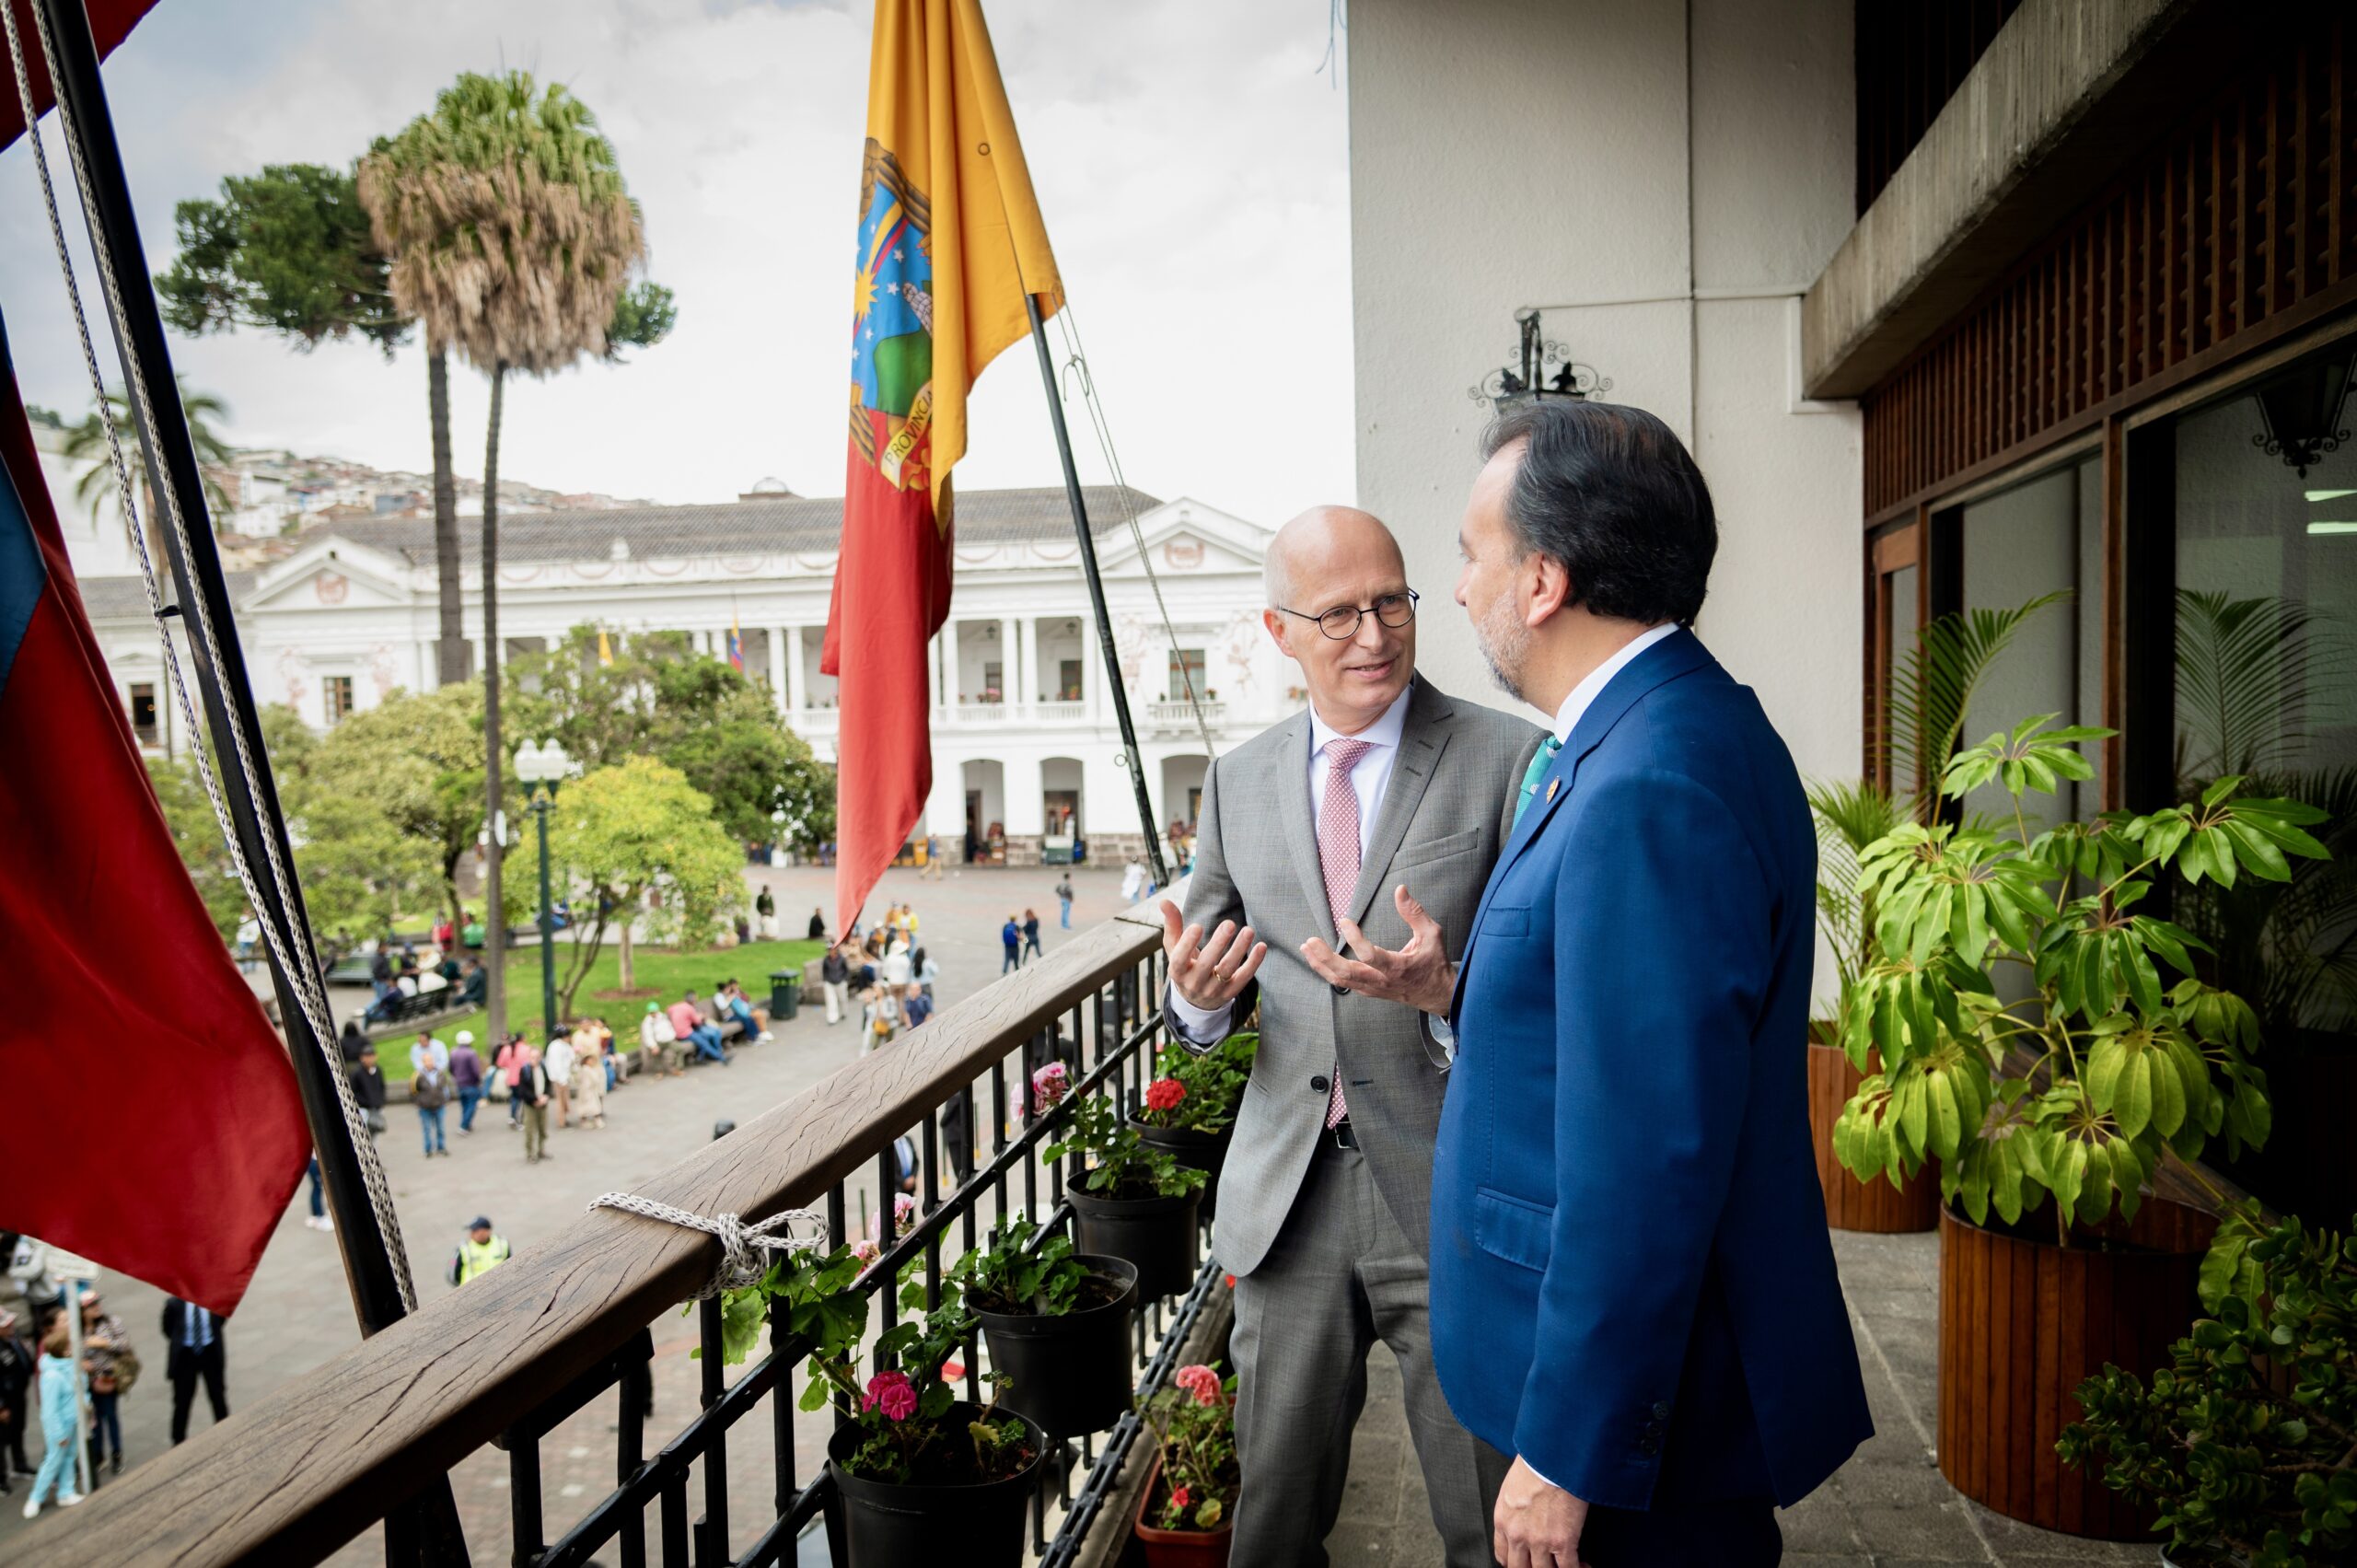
[1318,738,1373,1129]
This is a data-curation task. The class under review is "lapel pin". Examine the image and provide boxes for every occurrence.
[1545,779,1560,803]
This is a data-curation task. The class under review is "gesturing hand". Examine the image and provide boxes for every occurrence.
[1299,885,1457,1016]
[1158,899,1268,1013]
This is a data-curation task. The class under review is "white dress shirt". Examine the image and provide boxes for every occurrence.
[1172,682,1417,1043]
[1549,622,1678,743]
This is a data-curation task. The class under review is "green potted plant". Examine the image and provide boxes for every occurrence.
[1132,1361,1239,1566]
[714,1243,1048,1568]
[1831,714,2328,1537]
[1039,1066,1206,1298]
[949,1209,1139,1439]
[1131,1032,1256,1221]
[2060,1212,2357,1567]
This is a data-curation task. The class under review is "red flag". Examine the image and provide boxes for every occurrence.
[822,0,1062,932]
[0,0,165,150]
[0,324,309,1314]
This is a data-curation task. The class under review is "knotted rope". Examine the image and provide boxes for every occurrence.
[586,1193,826,1300]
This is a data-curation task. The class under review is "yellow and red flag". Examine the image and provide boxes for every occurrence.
[823,0,1061,931]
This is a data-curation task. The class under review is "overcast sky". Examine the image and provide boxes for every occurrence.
[0,0,1354,524]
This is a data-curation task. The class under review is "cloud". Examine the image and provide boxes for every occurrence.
[0,0,1353,526]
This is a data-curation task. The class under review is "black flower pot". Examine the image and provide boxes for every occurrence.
[1131,1117,1232,1222]
[825,1401,1047,1568]
[1068,1186,1202,1299]
[972,1256,1139,1438]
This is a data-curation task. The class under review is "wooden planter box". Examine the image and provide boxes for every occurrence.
[1937,1197,2217,1539]
[1807,1040,1940,1233]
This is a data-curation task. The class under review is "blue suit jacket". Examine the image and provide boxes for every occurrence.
[1431,628,1871,1511]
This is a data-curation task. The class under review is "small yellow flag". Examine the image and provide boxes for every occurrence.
[597,628,613,668]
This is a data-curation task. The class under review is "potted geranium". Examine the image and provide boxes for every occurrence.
[1132,1033,1256,1222]
[1831,714,2328,1538]
[1133,1361,1239,1565]
[2061,1211,2357,1567]
[950,1209,1139,1439]
[715,1242,1048,1567]
[1039,1067,1205,1298]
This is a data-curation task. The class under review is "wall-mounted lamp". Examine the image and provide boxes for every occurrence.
[2252,354,2354,478]
[1468,308,1611,414]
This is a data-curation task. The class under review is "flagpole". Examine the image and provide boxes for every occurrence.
[31,3,467,1561]
[1023,293,1168,888]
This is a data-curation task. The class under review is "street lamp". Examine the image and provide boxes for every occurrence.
[514,737,575,1039]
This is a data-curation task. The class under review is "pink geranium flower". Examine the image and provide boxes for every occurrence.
[1174,1364,1223,1408]
[864,1370,917,1422]
[1031,1061,1070,1109]
[1144,1077,1186,1113]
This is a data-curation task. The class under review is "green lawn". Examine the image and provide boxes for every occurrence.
[373,937,826,1081]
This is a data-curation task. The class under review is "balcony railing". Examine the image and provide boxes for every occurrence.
[1145,700,1224,729]
[946,699,1014,724]
[42,899,1212,1568]
[1032,700,1088,722]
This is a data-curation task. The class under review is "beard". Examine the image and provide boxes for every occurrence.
[1473,590,1532,703]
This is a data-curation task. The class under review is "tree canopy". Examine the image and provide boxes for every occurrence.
[157,162,407,354]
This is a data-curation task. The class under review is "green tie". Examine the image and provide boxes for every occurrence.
[1515,737,1563,825]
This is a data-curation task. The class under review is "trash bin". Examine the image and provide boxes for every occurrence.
[770,969,800,1022]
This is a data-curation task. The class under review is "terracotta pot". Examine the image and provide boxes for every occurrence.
[1807,1040,1941,1232]
[1937,1198,2217,1539]
[1132,1449,1235,1567]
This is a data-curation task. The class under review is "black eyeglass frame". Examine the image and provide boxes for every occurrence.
[1273,587,1421,641]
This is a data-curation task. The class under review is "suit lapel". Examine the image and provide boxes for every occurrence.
[1350,680,1453,927]
[1272,710,1336,942]
[1454,629,1720,1009]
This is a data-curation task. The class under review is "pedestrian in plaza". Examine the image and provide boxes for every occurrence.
[412,1056,451,1156]
[545,1029,575,1131]
[496,1033,528,1129]
[582,1016,621,1089]
[1021,909,1043,962]
[517,1046,554,1164]
[640,1003,685,1077]
[20,1319,79,1518]
[923,832,944,879]
[160,1297,227,1446]
[303,1155,331,1232]
[882,938,913,990]
[1120,855,1145,903]
[715,978,771,1042]
[1001,914,1022,974]
[860,985,900,1055]
[337,1016,367,1064]
[914,947,939,1001]
[407,1030,447,1081]
[449,1031,486,1134]
[0,1307,31,1488]
[571,1028,608,1129]
[459,958,488,1006]
[755,886,778,940]
[448,1217,511,1286]
[900,981,933,1031]
[807,906,828,940]
[349,1045,388,1137]
[820,945,850,1026]
[77,1292,129,1479]
[670,992,729,1066]
[1055,875,1074,929]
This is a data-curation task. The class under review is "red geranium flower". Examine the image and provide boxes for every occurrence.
[1144,1077,1186,1112]
[1171,1485,1192,1508]
[863,1370,917,1422]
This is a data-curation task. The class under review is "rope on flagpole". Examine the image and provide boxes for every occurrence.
[2,2,421,1310]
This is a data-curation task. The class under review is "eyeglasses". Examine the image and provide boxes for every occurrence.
[1275,588,1419,641]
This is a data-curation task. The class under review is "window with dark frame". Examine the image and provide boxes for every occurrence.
[128,681,157,747]
[324,674,355,726]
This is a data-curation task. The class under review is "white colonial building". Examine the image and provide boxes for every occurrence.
[68,481,1285,864]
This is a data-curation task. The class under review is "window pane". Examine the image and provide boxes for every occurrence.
[1887,563,1919,800]
[1959,459,2099,826]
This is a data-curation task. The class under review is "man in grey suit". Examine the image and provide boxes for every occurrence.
[1160,505,1544,1567]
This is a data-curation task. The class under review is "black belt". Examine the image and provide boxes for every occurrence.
[1323,1118,1359,1152]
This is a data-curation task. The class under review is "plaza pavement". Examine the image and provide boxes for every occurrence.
[11,861,2159,1565]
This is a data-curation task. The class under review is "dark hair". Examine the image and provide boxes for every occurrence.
[1480,401,1717,625]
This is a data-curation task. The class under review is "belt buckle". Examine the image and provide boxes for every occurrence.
[1329,1119,1356,1151]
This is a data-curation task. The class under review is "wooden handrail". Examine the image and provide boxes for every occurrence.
[37,897,1174,1567]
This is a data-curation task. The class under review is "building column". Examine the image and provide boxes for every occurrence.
[995,617,1016,703]
[1080,614,1100,723]
[767,625,788,713]
[927,630,945,710]
[786,626,808,714]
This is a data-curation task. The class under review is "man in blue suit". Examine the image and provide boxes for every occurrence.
[1343,400,1870,1565]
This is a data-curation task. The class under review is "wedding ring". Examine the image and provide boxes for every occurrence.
[1212,968,1232,984]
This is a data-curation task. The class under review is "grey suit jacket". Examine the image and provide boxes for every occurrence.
[1168,678,1545,1277]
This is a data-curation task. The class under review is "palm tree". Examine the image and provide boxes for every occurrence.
[358,70,650,1040]
[62,378,235,536]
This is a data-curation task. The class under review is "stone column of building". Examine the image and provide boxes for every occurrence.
[1080,613,1101,723]
[926,629,945,712]
[995,617,1016,704]
[767,626,788,713]
[1015,617,1036,712]
[786,626,808,715]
